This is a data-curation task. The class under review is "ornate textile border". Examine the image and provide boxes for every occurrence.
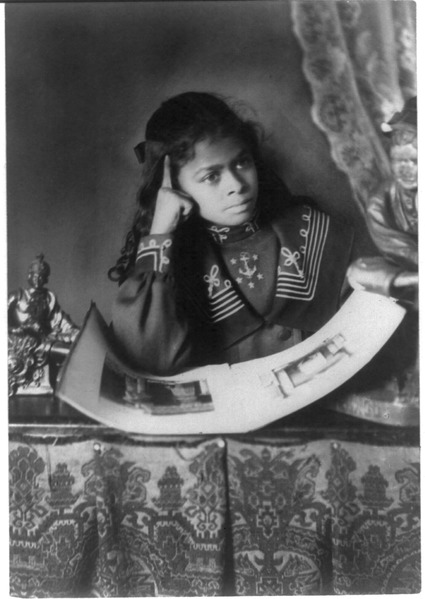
[9,437,227,597]
[9,435,420,596]
[227,437,420,595]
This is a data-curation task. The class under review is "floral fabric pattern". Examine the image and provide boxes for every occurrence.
[227,438,420,595]
[9,433,420,596]
[9,437,227,597]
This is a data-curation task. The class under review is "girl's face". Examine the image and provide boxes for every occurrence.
[176,136,258,226]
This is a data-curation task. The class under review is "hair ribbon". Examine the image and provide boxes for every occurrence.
[134,141,146,163]
[134,140,166,164]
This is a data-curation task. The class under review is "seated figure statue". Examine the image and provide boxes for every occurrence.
[346,97,418,411]
[348,96,418,299]
[8,254,79,396]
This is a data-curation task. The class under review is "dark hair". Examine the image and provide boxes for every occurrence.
[109,92,290,282]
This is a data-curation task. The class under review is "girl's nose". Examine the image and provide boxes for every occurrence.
[226,169,246,195]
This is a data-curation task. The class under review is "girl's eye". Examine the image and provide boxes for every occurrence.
[203,172,220,183]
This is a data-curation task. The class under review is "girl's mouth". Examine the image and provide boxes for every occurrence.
[226,198,253,211]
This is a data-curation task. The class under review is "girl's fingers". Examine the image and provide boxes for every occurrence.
[150,188,194,234]
[161,155,173,188]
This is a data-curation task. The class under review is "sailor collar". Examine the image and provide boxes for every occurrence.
[175,203,354,353]
[204,213,260,245]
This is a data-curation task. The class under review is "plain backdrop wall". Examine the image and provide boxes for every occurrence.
[6,1,373,325]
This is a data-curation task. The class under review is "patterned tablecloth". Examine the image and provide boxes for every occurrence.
[9,413,420,596]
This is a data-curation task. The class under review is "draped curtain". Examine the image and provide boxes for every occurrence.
[9,431,420,596]
[291,0,416,212]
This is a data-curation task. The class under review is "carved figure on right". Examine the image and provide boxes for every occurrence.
[348,96,418,299]
[346,97,418,413]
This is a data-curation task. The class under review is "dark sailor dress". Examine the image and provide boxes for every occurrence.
[111,203,354,375]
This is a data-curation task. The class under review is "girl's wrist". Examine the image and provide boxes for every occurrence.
[149,211,179,235]
[150,217,181,234]
[149,223,176,235]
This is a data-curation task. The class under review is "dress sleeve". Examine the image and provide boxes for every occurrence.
[111,234,193,375]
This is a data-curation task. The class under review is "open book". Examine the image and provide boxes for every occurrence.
[56,291,405,434]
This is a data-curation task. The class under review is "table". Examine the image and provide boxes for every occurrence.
[9,397,420,596]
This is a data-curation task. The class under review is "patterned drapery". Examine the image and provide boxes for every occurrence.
[291,0,416,212]
[9,431,420,596]
[9,436,227,597]
[227,437,420,595]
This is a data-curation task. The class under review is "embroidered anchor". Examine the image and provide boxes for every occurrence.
[238,251,257,279]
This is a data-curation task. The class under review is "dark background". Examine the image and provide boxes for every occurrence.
[6,1,373,325]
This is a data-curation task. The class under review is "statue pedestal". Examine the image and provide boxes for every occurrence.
[325,386,419,427]
[14,364,53,396]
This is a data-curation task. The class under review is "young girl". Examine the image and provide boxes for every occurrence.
[109,92,353,375]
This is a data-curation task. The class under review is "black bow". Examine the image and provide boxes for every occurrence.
[134,141,146,163]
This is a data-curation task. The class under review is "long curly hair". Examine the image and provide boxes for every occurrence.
[108,92,292,283]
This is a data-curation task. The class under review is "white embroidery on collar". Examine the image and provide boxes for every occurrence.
[208,226,230,243]
[276,207,329,301]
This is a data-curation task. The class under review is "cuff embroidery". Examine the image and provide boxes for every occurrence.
[136,237,173,273]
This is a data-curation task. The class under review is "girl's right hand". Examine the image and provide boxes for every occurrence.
[149,156,195,234]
